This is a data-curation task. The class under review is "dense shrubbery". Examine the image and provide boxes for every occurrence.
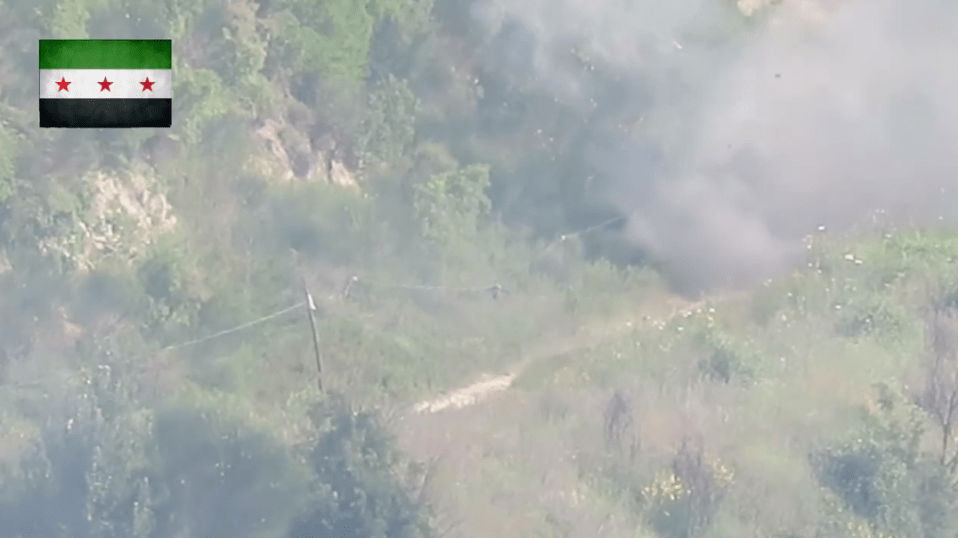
[0,363,434,538]
[2,0,958,537]
[0,0,663,535]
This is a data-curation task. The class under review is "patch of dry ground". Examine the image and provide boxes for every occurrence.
[395,290,751,537]
[408,293,717,415]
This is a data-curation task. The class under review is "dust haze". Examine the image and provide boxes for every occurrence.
[474,0,958,295]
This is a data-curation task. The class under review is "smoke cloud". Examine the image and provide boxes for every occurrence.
[473,0,958,294]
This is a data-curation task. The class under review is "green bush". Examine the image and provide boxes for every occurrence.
[0,372,436,538]
[287,395,437,538]
[833,297,913,348]
[151,397,311,538]
[809,387,958,538]
[640,441,733,538]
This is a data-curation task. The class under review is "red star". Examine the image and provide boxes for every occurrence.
[98,77,112,91]
[140,77,154,91]
[55,77,70,91]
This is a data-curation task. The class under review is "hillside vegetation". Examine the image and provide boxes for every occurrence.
[398,229,958,538]
[3,0,958,537]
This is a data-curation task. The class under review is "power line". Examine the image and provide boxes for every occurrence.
[352,279,501,293]
[342,216,627,298]
[566,215,626,240]
[3,214,629,392]
[154,215,622,341]
[301,279,325,393]
[3,301,305,392]
[537,215,626,258]
[158,301,304,352]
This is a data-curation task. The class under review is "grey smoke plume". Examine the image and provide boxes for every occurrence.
[474,0,958,294]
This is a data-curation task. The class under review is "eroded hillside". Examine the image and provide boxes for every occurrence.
[3,0,958,537]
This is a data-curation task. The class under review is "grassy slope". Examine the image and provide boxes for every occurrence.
[395,228,958,538]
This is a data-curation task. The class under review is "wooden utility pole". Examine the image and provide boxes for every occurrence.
[302,278,324,393]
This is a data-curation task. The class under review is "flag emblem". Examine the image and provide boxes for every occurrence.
[39,39,172,128]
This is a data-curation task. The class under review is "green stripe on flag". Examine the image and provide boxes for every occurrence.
[39,40,172,70]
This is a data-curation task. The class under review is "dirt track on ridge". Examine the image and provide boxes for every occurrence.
[409,294,719,414]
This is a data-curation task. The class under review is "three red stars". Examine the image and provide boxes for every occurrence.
[52,77,156,92]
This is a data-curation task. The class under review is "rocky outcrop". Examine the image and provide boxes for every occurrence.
[249,117,360,188]
[38,167,178,271]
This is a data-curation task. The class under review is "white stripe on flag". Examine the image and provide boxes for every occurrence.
[40,69,172,99]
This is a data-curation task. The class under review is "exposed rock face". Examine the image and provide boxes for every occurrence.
[328,160,356,188]
[38,168,178,271]
[251,118,296,181]
[250,118,359,188]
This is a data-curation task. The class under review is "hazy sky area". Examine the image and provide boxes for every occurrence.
[474,0,958,294]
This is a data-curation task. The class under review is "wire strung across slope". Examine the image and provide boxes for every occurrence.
[538,215,625,257]
[2,215,629,391]
[339,216,626,299]
[340,276,505,299]
[157,301,305,352]
[2,301,306,392]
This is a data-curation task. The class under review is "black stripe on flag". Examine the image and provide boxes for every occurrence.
[40,99,172,128]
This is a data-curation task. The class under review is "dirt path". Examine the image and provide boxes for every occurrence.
[410,294,720,414]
